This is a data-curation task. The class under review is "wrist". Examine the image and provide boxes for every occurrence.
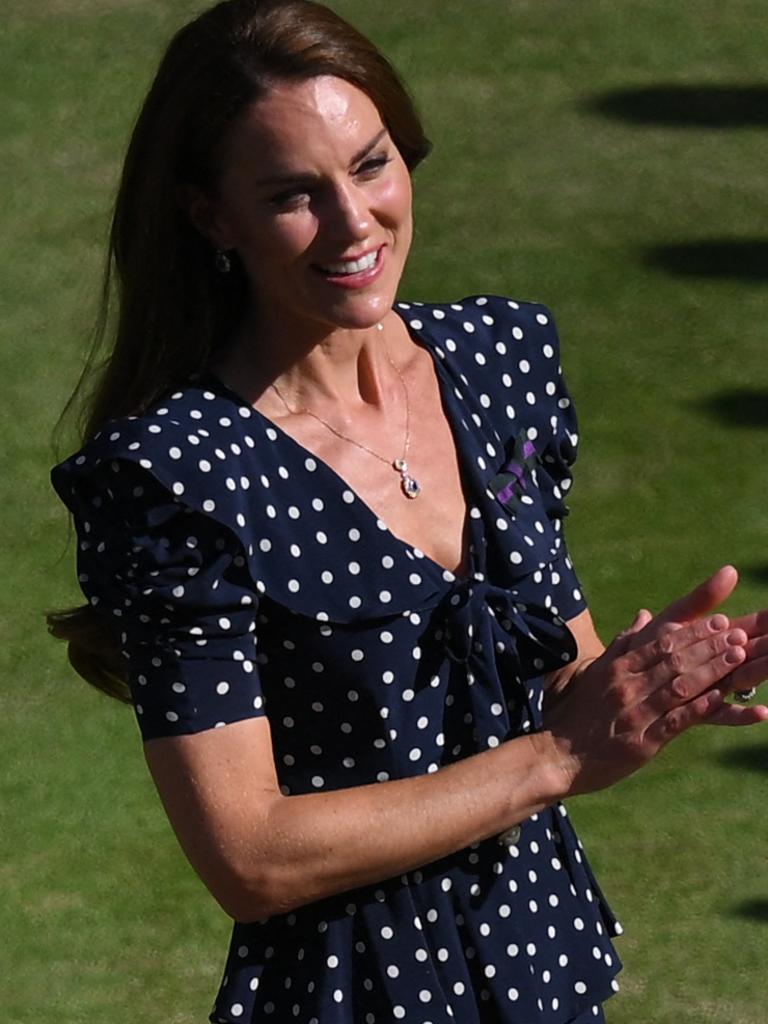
[525,729,576,804]
[553,654,599,693]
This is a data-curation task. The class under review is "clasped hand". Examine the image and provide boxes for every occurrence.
[543,566,768,797]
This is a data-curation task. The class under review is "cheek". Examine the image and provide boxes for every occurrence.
[235,211,318,265]
[377,173,413,235]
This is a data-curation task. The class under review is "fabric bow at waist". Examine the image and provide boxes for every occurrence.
[441,578,574,669]
[437,578,576,743]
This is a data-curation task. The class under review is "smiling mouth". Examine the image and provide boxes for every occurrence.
[316,248,382,277]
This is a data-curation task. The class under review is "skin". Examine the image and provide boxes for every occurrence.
[148,76,768,922]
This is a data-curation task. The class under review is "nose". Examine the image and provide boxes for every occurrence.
[324,182,371,243]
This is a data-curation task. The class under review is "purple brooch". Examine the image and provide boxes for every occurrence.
[489,430,539,513]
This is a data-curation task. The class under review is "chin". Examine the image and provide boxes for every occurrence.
[318,290,398,332]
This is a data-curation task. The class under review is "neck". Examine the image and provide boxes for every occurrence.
[212,302,424,501]
[214,304,411,413]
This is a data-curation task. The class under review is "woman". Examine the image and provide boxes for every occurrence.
[49,2,768,1022]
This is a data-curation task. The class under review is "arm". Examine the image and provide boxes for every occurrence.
[145,715,565,922]
[59,460,569,921]
[146,567,767,924]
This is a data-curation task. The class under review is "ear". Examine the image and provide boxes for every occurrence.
[178,184,236,250]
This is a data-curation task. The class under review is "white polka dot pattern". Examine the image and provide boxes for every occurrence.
[52,296,621,1023]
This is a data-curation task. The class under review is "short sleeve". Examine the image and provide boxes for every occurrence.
[56,458,266,740]
[523,305,576,521]
[528,306,588,622]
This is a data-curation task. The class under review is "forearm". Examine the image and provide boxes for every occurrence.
[266,732,566,912]
[188,732,567,921]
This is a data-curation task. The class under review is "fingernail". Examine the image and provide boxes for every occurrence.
[708,689,724,708]
[710,614,729,631]
[725,647,744,664]
[726,630,745,645]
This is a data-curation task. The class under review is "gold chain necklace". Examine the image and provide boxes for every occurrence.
[270,325,421,499]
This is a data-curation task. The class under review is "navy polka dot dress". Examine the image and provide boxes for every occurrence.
[52,296,623,1024]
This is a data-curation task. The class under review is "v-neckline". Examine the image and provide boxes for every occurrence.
[201,308,483,584]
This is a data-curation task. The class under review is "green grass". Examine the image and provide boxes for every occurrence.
[3,1,767,1021]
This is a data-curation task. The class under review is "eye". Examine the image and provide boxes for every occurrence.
[269,186,311,210]
[356,154,392,178]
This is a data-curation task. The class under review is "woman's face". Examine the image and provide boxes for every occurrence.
[200,75,414,336]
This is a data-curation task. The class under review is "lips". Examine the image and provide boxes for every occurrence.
[318,250,379,275]
[314,246,383,280]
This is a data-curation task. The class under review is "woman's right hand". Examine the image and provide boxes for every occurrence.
[541,566,768,798]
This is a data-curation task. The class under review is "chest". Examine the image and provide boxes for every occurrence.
[268,354,471,577]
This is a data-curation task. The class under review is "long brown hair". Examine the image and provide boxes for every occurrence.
[48,0,431,702]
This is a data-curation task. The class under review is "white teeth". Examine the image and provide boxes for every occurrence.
[321,251,378,275]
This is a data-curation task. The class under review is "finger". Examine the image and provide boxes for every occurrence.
[629,609,733,656]
[622,609,653,636]
[651,565,738,629]
[729,607,768,640]
[624,616,737,675]
[637,642,746,719]
[652,630,745,690]
[719,654,768,695]
[614,609,654,652]
[644,688,725,747]
[744,635,768,661]
[701,702,768,727]
[609,609,654,656]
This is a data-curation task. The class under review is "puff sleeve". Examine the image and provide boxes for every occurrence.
[54,457,266,740]
[483,300,587,623]
[532,306,587,622]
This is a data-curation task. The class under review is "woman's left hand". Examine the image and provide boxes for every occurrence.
[604,566,768,725]
[701,604,768,724]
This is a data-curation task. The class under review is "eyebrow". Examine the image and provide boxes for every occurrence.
[254,128,390,189]
[350,127,389,166]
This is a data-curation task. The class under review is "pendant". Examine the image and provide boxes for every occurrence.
[393,458,421,499]
[402,475,421,499]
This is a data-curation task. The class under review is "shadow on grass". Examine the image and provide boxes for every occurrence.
[643,239,768,281]
[584,84,768,127]
[716,743,768,774]
[740,564,768,587]
[692,388,768,429]
[731,898,768,923]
